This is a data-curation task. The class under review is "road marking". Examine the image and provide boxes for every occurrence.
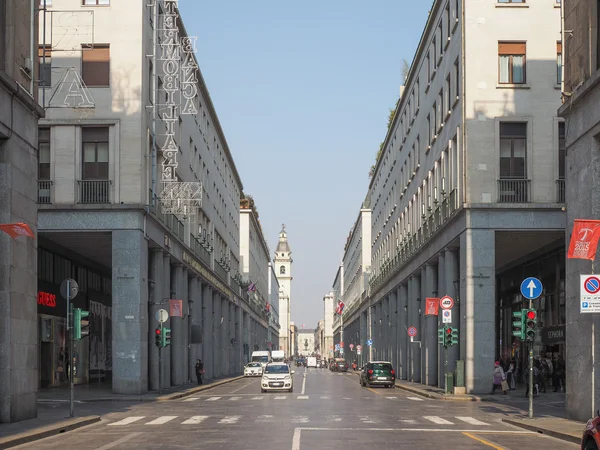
[359,416,376,424]
[386,396,397,400]
[293,427,536,433]
[297,395,309,399]
[291,416,309,423]
[218,415,241,424]
[256,415,274,422]
[230,380,256,393]
[292,427,301,450]
[399,419,418,424]
[407,396,425,401]
[182,397,199,402]
[343,397,353,400]
[181,416,208,425]
[228,396,242,401]
[205,396,221,401]
[325,415,342,422]
[301,373,307,394]
[251,396,263,400]
[93,432,143,450]
[456,416,489,426]
[274,396,287,400]
[320,396,330,399]
[462,432,504,449]
[145,416,177,425]
[423,416,454,425]
[107,416,145,426]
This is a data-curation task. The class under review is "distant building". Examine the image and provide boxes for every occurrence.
[274,225,292,356]
[297,329,316,356]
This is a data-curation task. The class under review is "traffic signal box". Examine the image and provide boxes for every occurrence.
[525,309,537,341]
[438,325,458,348]
[511,309,537,341]
[73,308,90,340]
[161,327,172,347]
[512,310,525,340]
[155,328,162,347]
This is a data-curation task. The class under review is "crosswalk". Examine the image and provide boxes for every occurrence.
[180,395,425,403]
[105,414,493,427]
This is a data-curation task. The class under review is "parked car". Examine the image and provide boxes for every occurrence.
[359,361,396,388]
[243,362,263,377]
[261,362,295,393]
[581,411,600,449]
[335,360,349,372]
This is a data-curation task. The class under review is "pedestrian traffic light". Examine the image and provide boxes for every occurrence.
[155,328,162,347]
[525,309,537,341]
[512,310,525,340]
[73,308,90,340]
[161,327,172,347]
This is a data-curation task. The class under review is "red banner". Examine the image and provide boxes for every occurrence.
[0,222,34,239]
[425,298,440,316]
[567,219,600,260]
[169,299,183,318]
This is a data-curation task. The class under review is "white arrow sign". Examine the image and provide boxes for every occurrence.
[527,280,536,299]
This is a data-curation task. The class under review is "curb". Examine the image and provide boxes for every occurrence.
[0,416,100,449]
[502,418,581,444]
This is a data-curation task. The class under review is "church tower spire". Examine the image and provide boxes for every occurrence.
[274,224,292,356]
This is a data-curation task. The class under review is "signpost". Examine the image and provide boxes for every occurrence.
[155,308,169,395]
[407,326,417,343]
[440,296,454,310]
[60,278,79,417]
[356,344,362,356]
[366,339,373,346]
[520,277,543,419]
[349,343,354,351]
[442,310,452,324]
[581,275,600,313]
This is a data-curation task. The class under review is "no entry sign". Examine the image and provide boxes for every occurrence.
[407,326,417,337]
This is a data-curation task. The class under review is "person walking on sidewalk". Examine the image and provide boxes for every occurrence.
[492,361,508,394]
[195,359,204,385]
[506,359,516,390]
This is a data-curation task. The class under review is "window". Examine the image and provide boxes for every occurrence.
[454,58,459,100]
[83,0,109,5]
[81,45,110,87]
[445,2,451,40]
[445,75,451,116]
[427,114,431,146]
[499,122,527,179]
[82,127,109,179]
[38,46,51,87]
[558,122,565,179]
[556,42,562,85]
[497,0,525,2]
[438,21,443,57]
[432,102,437,138]
[280,265,286,275]
[498,42,526,84]
[39,0,51,6]
[38,128,50,180]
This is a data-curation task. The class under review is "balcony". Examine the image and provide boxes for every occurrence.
[37,180,52,204]
[556,179,565,203]
[78,180,111,204]
[497,179,530,203]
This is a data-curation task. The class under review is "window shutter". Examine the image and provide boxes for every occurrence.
[82,45,110,86]
[498,42,526,55]
[556,41,562,53]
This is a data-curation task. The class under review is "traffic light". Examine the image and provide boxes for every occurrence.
[445,326,453,347]
[73,308,90,340]
[512,310,525,340]
[525,309,537,341]
[448,327,459,347]
[161,327,172,347]
[438,327,445,346]
[155,328,162,347]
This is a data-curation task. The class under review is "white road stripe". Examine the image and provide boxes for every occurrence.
[407,396,425,401]
[228,396,242,401]
[274,396,287,400]
[256,415,274,422]
[107,416,145,426]
[301,373,307,394]
[423,416,454,425]
[291,416,309,423]
[93,432,143,450]
[297,395,309,399]
[182,397,199,402]
[385,397,397,400]
[251,396,263,400]
[218,415,241,424]
[320,396,330,399]
[399,419,418,424]
[205,397,221,401]
[145,416,177,425]
[455,416,489,426]
[360,416,376,424]
[326,415,342,422]
[181,416,208,425]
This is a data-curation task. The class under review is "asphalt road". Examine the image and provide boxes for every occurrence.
[15,367,578,450]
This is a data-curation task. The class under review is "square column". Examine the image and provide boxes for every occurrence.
[148,248,163,391]
[170,264,184,386]
[161,253,171,389]
[212,291,222,378]
[188,276,200,381]
[425,263,438,386]
[398,284,408,380]
[201,283,213,380]
[409,275,422,383]
[112,230,148,394]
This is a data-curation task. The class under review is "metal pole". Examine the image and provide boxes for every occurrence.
[445,345,448,394]
[158,321,162,395]
[67,280,74,417]
[528,297,533,419]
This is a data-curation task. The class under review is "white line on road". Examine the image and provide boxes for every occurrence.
[251,396,263,400]
[205,396,221,401]
[399,419,418,424]
[325,415,342,422]
[297,395,309,399]
[385,397,397,400]
[291,416,309,423]
[407,396,425,401]
[274,396,287,400]
[423,416,454,425]
[219,415,241,424]
[455,416,489,426]
[107,416,145,426]
[359,416,376,424]
[230,380,257,394]
[228,396,242,401]
[292,428,301,450]
[181,416,208,425]
[145,416,177,425]
[182,397,199,402]
[301,373,307,395]
[256,415,274,422]
[320,396,329,399]
[93,432,143,450]
[292,427,536,433]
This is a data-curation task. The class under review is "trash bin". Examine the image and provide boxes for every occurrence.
[455,360,465,387]
[445,372,454,394]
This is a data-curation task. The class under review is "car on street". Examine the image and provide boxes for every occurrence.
[261,362,295,393]
[243,362,263,377]
[581,411,600,449]
[335,359,349,372]
[360,361,396,388]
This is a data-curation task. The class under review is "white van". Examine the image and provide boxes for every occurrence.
[271,350,285,362]
[307,356,317,368]
[251,351,271,368]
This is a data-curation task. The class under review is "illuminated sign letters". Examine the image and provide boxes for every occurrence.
[38,291,57,308]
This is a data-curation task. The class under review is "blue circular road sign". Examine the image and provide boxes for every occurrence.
[366,339,373,346]
[520,277,543,300]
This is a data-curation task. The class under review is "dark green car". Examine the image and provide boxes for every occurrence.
[359,361,396,388]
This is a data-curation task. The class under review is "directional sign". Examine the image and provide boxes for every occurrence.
[520,277,543,300]
[440,296,454,310]
[442,309,452,324]
[366,339,373,346]
[581,275,600,313]
[407,326,417,337]
[335,343,340,351]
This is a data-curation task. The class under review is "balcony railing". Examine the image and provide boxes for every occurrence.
[37,180,52,204]
[497,179,530,203]
[556,179,565,203]
[165,214,185,240]
[78,180,111,204]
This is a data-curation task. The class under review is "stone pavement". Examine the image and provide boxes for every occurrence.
[0,375,242,449]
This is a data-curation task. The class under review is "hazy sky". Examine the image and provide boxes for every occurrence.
[178,0,432,328]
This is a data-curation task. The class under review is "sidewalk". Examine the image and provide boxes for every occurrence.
[0,375,242,449]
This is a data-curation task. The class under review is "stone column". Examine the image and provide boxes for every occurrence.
[212,291,221,378]
[410,275,422,383]
[170,264,183,386]
[425,263,438,386]
[360,309,367,366]
[398,284,408,380]
[420,267,427,384]
[389,289,398,370]
[112,229,149,394]
[221,297,228,376]
[460,230,495,393]
[187,275,196,382]
[445,248,460,372]
[437,252,446,388]
[161,253,171,388]
[148,248,164,391]
[202,283,213,380]
[237,306,243,372]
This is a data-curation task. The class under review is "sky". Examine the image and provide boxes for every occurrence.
[178,0,432,328]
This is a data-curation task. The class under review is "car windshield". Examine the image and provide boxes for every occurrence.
[252,356,269,363]
[264,365,290,374]
[371,364,392,370]
[246,363,261,368]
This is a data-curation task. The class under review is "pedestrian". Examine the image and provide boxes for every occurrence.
[553,355,565,392]
[491,361,507,394]
[525,362,540,397]
[195,359,204,385]
[506,359,516,390]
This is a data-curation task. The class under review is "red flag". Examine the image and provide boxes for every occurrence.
[335,300,345,315]
[425,298,440,316]
[0,222,34,239]
[169,299,183,317]
[567,219,600,260]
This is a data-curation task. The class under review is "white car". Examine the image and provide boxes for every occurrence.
[244,362,263,377]
[260,363,295,393]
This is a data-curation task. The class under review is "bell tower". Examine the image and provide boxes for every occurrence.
[274,224,292,355]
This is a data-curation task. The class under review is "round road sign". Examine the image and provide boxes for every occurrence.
[584,276,600,294]
[356,345,362,351]
[407,326,417,337]
[349,343,354,350]
[155,309,169,323]
[440,296,454,310]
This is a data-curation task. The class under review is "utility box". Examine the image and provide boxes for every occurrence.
[455,360,465,387]
[445,372,454,394]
